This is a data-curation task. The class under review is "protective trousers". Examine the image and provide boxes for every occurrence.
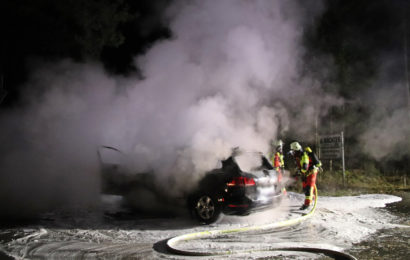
[302,168,318,206]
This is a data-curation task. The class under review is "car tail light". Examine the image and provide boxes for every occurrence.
[227,176,256,187]
[227,204,249,208]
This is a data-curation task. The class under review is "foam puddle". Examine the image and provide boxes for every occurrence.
[311,194,403,246]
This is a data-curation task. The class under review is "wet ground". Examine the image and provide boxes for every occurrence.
[348,191,410,260]
[0,192,408,259]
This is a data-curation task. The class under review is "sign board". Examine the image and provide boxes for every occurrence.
[319,132,346,186]
[319,134,342,159]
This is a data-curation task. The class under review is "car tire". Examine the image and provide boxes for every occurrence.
[191,193,222,224]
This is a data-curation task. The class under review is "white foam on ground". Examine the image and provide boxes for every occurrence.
[310,194,403,246]
[0,193,404,259]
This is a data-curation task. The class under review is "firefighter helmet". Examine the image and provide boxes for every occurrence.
[290,141,302,151]
[274,140,283,148]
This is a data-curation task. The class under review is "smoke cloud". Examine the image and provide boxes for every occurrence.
[0,0,327,218]
[359,75,410,160]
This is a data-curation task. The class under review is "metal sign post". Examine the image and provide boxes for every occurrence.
[341,131,346,186]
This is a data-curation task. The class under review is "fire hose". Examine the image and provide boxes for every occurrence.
[166,185,357,260]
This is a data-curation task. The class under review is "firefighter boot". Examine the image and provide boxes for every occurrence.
[299,204,310,210]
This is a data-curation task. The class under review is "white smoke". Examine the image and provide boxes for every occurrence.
[98,1,309,178]
[359,80,410,160]
[0,0,326,217]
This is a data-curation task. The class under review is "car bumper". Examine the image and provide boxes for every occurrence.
[222,191,283,215]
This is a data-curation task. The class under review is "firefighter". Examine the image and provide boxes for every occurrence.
[289,141,322,210]
[270,140,284,182]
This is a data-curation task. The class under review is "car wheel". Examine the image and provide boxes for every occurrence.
[192,194,222,224]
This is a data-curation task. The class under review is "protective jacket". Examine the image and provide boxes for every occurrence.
[272,152,284,171]
[295,147,321,207]
[270,150,284,183]
[298,147,321,175]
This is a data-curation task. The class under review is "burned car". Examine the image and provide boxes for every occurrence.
[98,147,284,224]
[187,149,284,224]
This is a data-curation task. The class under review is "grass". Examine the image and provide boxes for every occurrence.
[287,169,409,196]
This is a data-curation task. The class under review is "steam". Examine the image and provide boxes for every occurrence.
[0,0,325,217]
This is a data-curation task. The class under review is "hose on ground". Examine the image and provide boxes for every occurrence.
[166,185,357,260]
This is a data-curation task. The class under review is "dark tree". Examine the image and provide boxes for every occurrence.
[0,0,171,106]
[304,0,410,173]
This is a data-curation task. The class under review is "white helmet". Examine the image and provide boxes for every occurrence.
[290,141,302,151]
[273,140,283,148]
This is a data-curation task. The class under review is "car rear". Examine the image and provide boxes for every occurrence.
[189,150,285,224]
[221,153,283,215]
